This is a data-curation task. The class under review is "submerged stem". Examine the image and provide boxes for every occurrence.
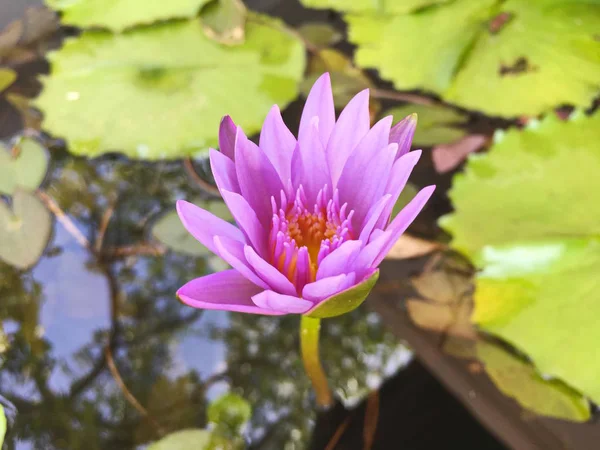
[300,316,333,409]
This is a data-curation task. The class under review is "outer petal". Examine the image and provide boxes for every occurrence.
[375,150,422,230]
[302,272,356,303]
[358,194,391,243]
[299,72,335,149]
[219,115,237,160]
[177,270,283,315]
[371,185,435,266]
[220,189,267,257]
[176,200,244,254]
[259,105,296,186]
[251,290,313,314]
[316,240,363,280]
[338,142,397,228]
[210,148,240,194]
[244,246,297,296]
[235,127,284,227]
[213,236,269,289]
[389,113,417,159]
[327,89,371,185]
[291,121,330,205]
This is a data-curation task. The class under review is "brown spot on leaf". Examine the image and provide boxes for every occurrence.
[489,12,513,34]
[499,57,538,76]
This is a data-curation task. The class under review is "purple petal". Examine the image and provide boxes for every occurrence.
[371,185,435,267]
[235,127,284,227]
[327,89,371,185]
[220,189,267,257]
[176,200,244,254]
[338,142,397,228]
[219,116,237,160]
[299,72,335,149]
[389,113,417,158]
[251,290,313,314]
[291,122,330,204]
[244,245,297,296]
[302,272,356,302]
[316,239,363,280]
[358,194,391,243]
[177,270,283,315]
[213,235,269,289]
[259,105,296,187]
[375,150,422,230]
[210,149,240,194]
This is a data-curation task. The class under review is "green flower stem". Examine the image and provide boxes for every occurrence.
[300,315,333,408]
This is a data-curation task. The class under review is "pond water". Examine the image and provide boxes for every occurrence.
[0,2,423,448]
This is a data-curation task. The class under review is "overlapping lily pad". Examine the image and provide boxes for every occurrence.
[442,111,600,403]
[342,0,600,117]
[45,0,210,31]
[0,138,49,195]
[35,15,305,159]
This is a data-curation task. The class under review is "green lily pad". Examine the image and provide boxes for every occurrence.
[307,270,379,319]
[0,138,49,195]
[385,104,467,147]
[35,15,305,159]
[442,111,600,404]
[0,405,5,449]
[208,393,251,434]
[0,68,16,93]
[297,23,342,48]
[200,0,247,45]
[45,0,211,31]
[346,0,600,117]
[0,190,52,270]
[477,340,589,422]
[152,199,233,256]
[147,429,211,450]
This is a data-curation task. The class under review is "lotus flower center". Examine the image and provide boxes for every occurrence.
[268,185,354,290]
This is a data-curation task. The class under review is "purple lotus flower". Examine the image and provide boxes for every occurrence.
[176,73,434,317]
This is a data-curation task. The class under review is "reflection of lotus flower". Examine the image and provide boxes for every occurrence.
[177,73,434,316]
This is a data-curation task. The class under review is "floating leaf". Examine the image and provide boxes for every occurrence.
[385,234,442,260]
[346,0,600,117]
[208,393,251,435]
[0,138,49,195]
[200,0,247,45]
[0,69,16,93]
[442,111,600,403]
[35,15,305,159]
[0,405,5,448]
[45,0,211,31]
[297,23,342,47]
[477,340,590,422]
[385,104,468,147]
[431,134,488,173]
[147,429,211,450]
[0,190,52,269]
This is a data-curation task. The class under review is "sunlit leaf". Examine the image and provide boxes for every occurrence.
[0,190,52,270]
[384,104,467,147]
[45,0,211,31]
[346,0,600,117]
[152,199,232,256]
[147,429,211,450]
[0,138,48,195]
[35,15,305,159]
[0,405,5,448]
[200,0,247,45]
[297,23,342,47]
[477,340,589,422]
[0,68,16,93]
[442,111,600,403]
[208,393,251,435]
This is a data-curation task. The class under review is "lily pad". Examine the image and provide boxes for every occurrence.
[45,0,211,31]
[0,405,5,448]
[307,270,379,319]
[153,199,233,256]
[385,104,467,147]
[0,68,16,93]
[0,138,49,195]
[208,392,251,434]
[0,190,52,270]
[147,429,211,450]
[35,15,305,159]
[300,0,450,14]
[297,23,342,48]
[442,111,600,403]
[200,0,247,45]
[346,0,600,117]
[477,340,589,422]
